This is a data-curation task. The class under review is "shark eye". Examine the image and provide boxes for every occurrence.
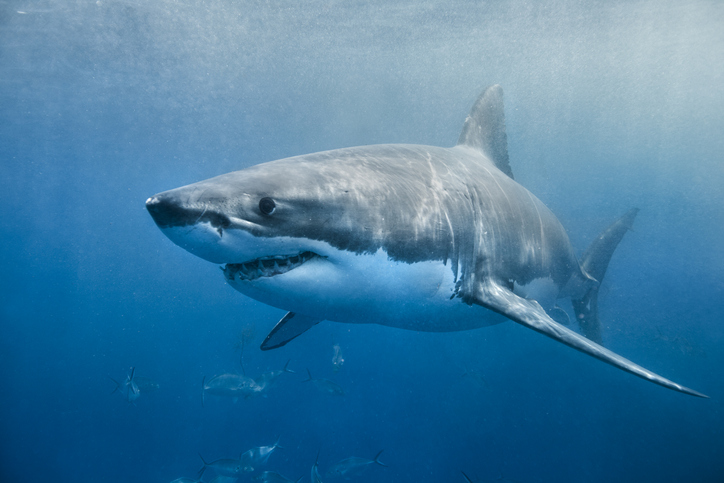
[259,197,276,215]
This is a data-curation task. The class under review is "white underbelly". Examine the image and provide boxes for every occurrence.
[227,247,506,332]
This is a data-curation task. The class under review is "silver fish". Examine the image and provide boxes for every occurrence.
[303,369,345,396]
[254,471,303,483]
[332,344,344,373]
[255,361,295,391]
[110,367,139,403]
[169,478,202,483]
[198,454,248,478]
[240,436,283,468]
[202,373,263,405]
[325,449,387,478]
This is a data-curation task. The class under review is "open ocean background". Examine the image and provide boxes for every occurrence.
[1,1,723,482]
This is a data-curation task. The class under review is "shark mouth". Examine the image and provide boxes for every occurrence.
[222,251,320,282]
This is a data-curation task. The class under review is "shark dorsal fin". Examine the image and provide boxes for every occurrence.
[457,84,513,179]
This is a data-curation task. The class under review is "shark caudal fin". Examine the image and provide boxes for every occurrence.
[572,209,639,344]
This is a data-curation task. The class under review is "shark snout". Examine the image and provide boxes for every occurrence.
[146,193,234,233]
[146,194,197,228]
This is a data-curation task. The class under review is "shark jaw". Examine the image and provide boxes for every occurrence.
[155,220,338,286]
[222,251,322,282]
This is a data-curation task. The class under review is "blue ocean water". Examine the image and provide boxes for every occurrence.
[1,1,723,482]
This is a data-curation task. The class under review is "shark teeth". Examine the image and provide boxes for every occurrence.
[222,251,319,282]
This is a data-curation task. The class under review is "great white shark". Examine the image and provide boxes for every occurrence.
[146,85,706,398]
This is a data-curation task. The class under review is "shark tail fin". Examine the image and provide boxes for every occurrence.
[572,208,639,344]
[373,449,388,467]
[283,359,295,374]
[303,369,313,383]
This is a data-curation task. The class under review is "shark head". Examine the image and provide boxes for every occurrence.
[146,155,339,264]
[146,146,463,322]
[147,153,340,307]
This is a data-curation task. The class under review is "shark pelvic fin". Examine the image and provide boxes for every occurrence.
[261,312,323,351]
[472,280,707,398]
[457,84,513,179]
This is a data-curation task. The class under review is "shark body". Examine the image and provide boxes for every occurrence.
[146,86,705,397]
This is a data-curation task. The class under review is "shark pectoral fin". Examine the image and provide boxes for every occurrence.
[260,312,323,351]
[472,281,708,398]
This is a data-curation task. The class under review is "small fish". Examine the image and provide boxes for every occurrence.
[311,450,323,483]
[198,453,247,478]
[255,360,295,391]
[254,471,303,483]
[303,369,345,396]
[332,344,344,373]
[325,449,387,478]
[109,367,140,403]
[240,436,283,468]
[169,478,202,483]
[202,373,263,405]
